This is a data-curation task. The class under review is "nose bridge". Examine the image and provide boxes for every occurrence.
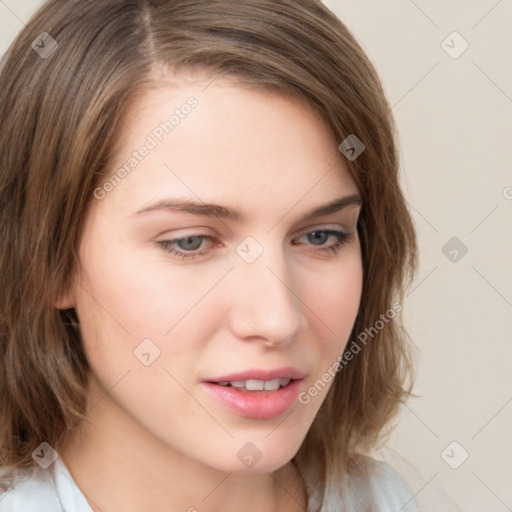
[227,237,307,343]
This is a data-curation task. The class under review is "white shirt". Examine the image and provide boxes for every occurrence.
[0,456,92,512]
[0,456,419,511]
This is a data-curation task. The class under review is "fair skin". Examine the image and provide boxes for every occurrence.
[57,71,363,512]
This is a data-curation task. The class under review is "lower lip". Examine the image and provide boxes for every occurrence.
[202,380,302,420]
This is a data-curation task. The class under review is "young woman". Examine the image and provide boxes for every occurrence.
[0,1,419,510]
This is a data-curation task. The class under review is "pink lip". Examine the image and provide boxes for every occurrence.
[204,366,306,383]
[202,379,303,420]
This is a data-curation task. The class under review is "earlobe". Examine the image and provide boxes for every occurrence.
[55,282,76,310]
[55,292,75,310]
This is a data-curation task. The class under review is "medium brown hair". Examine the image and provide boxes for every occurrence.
[0,0,418,509]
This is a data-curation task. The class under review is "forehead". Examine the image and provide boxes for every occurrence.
[95,74,359,219]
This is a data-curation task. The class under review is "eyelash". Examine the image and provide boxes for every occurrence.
[156,230,355,260]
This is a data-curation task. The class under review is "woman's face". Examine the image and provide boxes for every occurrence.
[63,73,363,474]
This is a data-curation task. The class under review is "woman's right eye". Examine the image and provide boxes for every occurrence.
[156,235,213,260]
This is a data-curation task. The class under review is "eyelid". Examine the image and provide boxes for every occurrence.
[157,225,355,250]
[296,221,354,235]
[155,222,354,244]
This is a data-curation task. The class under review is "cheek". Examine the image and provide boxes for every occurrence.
[303,254,363,396]
[72,238,224,382]
[303,248,363,336]
[75,234,214,338]
[72,261,204,419]
[293,252,362,412]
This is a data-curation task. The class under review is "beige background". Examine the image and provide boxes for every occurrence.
[1,1,511,510]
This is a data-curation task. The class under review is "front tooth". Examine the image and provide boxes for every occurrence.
[230,380,246,388]
[264,378,281,391]
[245,379,264,391]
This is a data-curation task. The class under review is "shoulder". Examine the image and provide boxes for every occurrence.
[0,463,63,512]
[364,456,420,512]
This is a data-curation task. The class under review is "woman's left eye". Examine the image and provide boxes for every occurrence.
[296,230,354,255]
[156,229,354,260]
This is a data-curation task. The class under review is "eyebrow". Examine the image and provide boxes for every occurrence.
[134,194,362,222]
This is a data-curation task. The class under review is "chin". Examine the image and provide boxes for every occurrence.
[213,441,299,475]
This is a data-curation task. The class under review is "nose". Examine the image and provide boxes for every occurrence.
[227,246,308,347]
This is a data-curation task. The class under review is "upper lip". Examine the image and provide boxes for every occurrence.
[205,366,306,383]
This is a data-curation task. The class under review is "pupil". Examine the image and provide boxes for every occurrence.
[310,231,327,245]
[178,236,202,251]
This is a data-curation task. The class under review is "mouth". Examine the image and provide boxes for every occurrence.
[206,377,296,392]
[204,366,305,386]
[202,367,305,419]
